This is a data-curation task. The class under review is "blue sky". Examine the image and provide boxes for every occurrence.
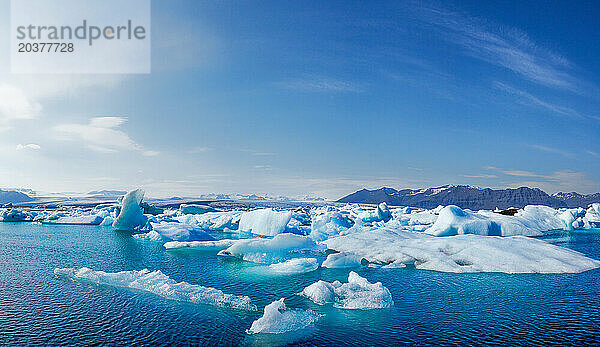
[0,0,599,198]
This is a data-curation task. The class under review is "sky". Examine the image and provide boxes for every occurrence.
[0,0,599,199]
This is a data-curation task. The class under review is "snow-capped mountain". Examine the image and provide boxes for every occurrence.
[338,185,599,209]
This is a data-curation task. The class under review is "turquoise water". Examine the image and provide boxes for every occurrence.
[1,222,600,345]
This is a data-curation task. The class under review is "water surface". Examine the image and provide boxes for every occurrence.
[1,223,599,345]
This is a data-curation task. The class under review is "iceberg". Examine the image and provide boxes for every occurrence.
[321,252,362,269]
[0,209,31,222]
[300,271,393,309]
[247,298,319,334]
[268,258,320,274]
[309,207,354,241]
[218,234,326,264]
[324,227,600,274]
[356,203,392,223]
[54,267,256,311]
[425,205,575,237]
[100,216,114,226]
[175,211,241,231]
[164,239,238,250]
[112,189,148,231]
[45,215,104,225]
[239,209,292,236]
[147,222,215,242]
[179,204,218,215]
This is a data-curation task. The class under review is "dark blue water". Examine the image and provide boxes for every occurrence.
[1,223,600,346]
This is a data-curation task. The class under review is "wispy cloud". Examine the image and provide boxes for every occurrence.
[485,165,599,193]
[413,4,591,93]
[54,117,158,156]
[484,165,550,179]
[278,77,362,93]
[530,144,574,158]
[188,146,213,154]
[0,84,42,130]
[253,165,273,170]
[494,82,591,120]
[16,143,41,151]
[240,149,276,156]
[460,174,497,179]
[587,150,600,158]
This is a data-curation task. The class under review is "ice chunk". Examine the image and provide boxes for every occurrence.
[584,203,600,228]
[54,267,256,310]
[218,234,326,264]
[377,202,392,222]
[239,209,292,236]
[268,258,319,274]
[299,280,337,305]
[0,209,31,222]
[100,216,114,226]
[133,230,163,242]
[148,221,215,242]
[309,208,354,241]
[247,298,319,334]
[46,215,104,225]
[175,211,241,231]
[324,227,600,274]
[179,204,218,215]
[425,205,576,237]
[164,239,238,250]
[300,271,393,309]
[112,189,148,231]
[357,203,392,223]
[321,252,362,269]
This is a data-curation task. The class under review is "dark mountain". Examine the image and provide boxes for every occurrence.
[0,189,34,205]
[338,185,599,210]
[552,192,600,208]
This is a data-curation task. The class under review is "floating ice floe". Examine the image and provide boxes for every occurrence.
[179,204,218,215]
[309,207,354,241]
[321,252,363,269]
[247,298,319,334]
[425,205,580,237]
[54,267,257,311]
[218,234,326,264]
[144,221,214,242]
[0,209,32,222]
[45,214,104,225]
[300,271,393,309]
[323,227,600,274]
[268,258,320,274]
[164,239,238,250]
[239,208,292,236]
[356,203,392,223]
[175,211,242,231]
[112,189,148,231]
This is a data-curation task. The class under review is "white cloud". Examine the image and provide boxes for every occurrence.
[278,77,362,93]
[142,150,160,157]
[0,84,42,129]
[460,174,497,179]
[240,149,276,156]
[588,150,600,158]
[530,144,574,158]
[485,165,600,194]
[16,143,41,151]
[413,4,593,94]
[53,117,157,155]
[494,82,592,121]
[188,146,212,153]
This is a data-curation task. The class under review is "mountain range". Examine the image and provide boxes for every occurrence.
[0,189,34,205]
[338,185,600,209]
